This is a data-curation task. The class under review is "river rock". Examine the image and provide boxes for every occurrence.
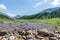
[38,29,49,37]
[49,37,58,40]
[36,36,45,40]
[49,33,57,37]
[26,34,35,40]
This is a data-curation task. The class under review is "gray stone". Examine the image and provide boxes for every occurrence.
[49,37,58,40]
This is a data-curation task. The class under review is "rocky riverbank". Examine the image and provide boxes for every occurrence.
[0,22,60,40]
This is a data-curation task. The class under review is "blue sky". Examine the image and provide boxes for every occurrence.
[0,0,60,17]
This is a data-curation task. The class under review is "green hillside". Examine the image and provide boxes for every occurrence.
[0,12,13,20]
[18,7,60,19]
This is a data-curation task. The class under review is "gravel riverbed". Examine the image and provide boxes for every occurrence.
[0,22,60,40]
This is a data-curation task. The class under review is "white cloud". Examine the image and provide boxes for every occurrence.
[0,4,6,9]
[34,2,42,8]
[33,0,48,8]
[6,13,16,17]
[52,0,60,6]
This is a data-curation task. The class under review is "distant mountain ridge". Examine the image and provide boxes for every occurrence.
[16,7,60,19]
[0,7,60,20]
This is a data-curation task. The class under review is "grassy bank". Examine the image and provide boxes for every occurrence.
[0,18,60,26]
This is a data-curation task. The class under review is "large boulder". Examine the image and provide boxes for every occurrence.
[38,29,49,37]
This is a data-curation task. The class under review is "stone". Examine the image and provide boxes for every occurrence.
[15,37,24,40]
[8,36,16,40]
[0,31,7,36]
[45,37,49,40]
[35,35,45,40]
[0,36,3,40]
[27,30,33,34]
[26,34,35,40]
[2,38,8,40]
[55,34,60,40]
[49,37,58,40]
[49,33,57,37]
[38,29,49,37]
